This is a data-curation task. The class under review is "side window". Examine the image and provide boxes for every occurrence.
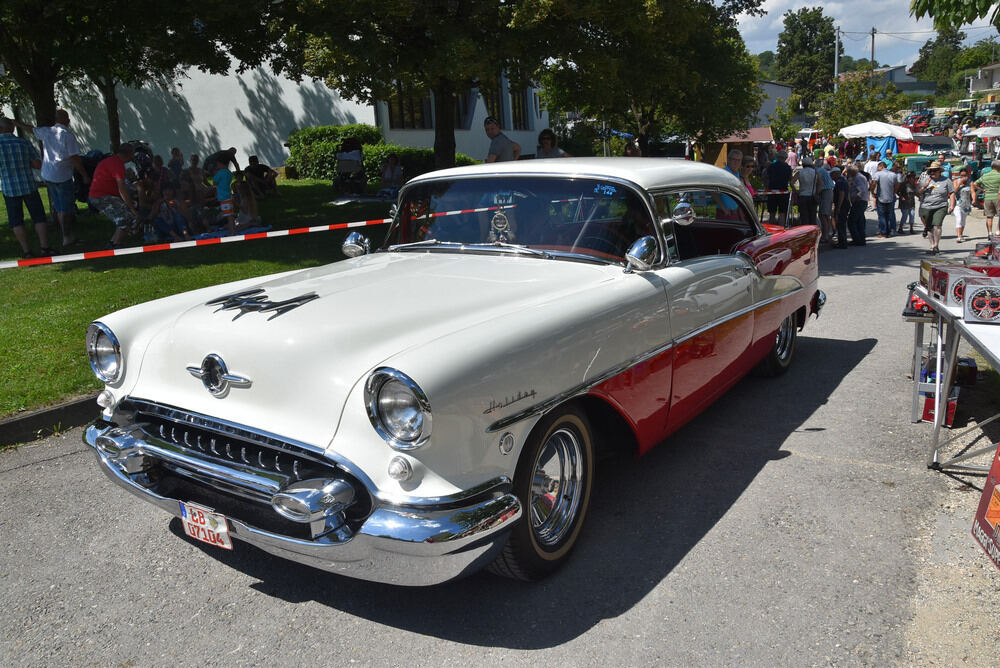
[657,189,756,261]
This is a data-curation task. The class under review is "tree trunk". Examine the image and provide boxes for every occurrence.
[25,81,57,128]
[432,82,457,170]
[96,77,121,153]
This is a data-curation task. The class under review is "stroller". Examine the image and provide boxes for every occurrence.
[336,137,366,195]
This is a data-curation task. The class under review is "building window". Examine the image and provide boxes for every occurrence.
[510,87,529,131]
[480,85,504,128]
[454,91,474,129]
[387,84,431,129]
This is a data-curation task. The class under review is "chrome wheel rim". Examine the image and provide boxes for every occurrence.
[774,314,795,362]
[529,427,584,548]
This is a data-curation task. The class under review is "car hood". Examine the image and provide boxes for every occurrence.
[129,251,619,447]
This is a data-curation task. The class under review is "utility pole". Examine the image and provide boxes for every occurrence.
[871,27,877,84]
[834,27,840,92]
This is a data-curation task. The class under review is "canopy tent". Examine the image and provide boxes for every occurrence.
[967,126,1000,138]
[838,121,913,140]
[839,122,913,160]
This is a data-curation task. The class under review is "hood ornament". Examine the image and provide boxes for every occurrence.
[187,354,251,396]
[207,288,319,320]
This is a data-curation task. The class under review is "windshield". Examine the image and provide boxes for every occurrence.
[384,176,657,263]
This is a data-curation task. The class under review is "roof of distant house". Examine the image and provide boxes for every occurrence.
[718,127,774,144]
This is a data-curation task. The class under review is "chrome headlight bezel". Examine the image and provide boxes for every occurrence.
[86,322,123,383]
[364,367,432,450]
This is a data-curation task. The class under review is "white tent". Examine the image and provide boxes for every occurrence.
[966,126,1000,138]
[838,121,913,140]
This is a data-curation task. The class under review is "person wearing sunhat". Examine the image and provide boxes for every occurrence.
[917,161,954,254]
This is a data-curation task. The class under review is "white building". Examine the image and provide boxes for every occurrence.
[54,66,548,167]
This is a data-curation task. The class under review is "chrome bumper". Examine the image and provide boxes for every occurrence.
[84,422,521,586]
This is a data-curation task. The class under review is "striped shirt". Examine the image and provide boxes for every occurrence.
[0,133,40,197]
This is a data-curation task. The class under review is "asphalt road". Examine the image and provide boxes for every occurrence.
[2,213,999,667]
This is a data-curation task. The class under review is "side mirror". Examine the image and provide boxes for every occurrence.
[342,232,371,258]
[624,235,657,273]
[671,202,696,226]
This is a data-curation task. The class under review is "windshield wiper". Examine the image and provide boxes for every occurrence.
[387,239,452,251]
[478,241,552,259]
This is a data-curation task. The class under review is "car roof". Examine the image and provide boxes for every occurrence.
[405,157,743,192]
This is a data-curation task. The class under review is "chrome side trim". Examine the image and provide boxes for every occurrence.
[486,279,805,432]
[486,339,676,433]
[674,284,804,347]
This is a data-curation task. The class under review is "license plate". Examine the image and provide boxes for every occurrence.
[179,501,233,550]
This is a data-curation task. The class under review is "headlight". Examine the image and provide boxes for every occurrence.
[86,322,123,383]
[365,368,432,450]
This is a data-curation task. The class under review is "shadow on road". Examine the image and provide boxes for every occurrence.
[170,333,877,649]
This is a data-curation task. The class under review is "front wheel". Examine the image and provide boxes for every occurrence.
[489,406,594,580]
[754,312,798,377]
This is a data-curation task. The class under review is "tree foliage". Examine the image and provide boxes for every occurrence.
[756,51,778,80]
[954,37,1000,70]
[776,7,841,110]
[910,24,966,98]
[767,95,803,141]
[539,0,763,154]
[815,76,907,137]
[839,56,885,73]
[0,1,278,140]
[275,0,545,169]
[911,0,1000,30]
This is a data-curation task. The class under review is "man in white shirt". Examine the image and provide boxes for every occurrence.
[18,109,89,247]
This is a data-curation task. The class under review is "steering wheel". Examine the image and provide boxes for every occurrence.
[576,225,634,257]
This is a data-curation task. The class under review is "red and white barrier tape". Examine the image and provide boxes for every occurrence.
[1,217,392,270]
[1,204,520,269]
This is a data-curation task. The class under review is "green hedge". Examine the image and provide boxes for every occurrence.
[285,123,476,184]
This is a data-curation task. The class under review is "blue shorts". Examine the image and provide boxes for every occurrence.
[46,179,76,214]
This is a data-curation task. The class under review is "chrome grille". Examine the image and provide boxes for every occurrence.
[146,419,310,482]
[137,413,338,498]
[118,399,372,525]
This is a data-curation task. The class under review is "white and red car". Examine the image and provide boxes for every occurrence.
[84,158,824,585]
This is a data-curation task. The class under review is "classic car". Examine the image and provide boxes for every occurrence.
[84,158,825,586]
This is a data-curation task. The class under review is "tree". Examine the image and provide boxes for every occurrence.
[912,0,1000,29]
[276,0,546,169]
[775,7,841,109]
[77,2,279,151]
[756,51,778,80]
[538,0,763,155]
[815,75,907,137]
[839,56,885,73]
[767,95,803,141]
[954,37,1000,70]
[910,25,966,97]
[0,1,278,141]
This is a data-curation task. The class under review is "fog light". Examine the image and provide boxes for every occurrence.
[388,456,412,481]
[96,390,115,409]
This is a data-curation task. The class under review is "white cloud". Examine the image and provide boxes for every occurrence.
[737,0,993,68]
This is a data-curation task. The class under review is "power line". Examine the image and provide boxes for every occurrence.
[840,23,995,36]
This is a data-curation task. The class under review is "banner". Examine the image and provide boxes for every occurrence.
[972,443,1000,571]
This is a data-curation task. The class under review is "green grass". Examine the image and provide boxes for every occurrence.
[0,179,393,418]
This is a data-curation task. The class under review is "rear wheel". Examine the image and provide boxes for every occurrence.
[489,406,594,580]
[755,312,798,377]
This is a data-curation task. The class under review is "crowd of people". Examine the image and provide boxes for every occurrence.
[750,136,998,255]
[0,108,283,255]
[92,144,278,249]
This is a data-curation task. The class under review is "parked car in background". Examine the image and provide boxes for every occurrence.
[83,158,824,585]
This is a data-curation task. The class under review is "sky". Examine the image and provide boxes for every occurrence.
[737,0,996,68]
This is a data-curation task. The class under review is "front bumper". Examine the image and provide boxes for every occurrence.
[84,421,521,586]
